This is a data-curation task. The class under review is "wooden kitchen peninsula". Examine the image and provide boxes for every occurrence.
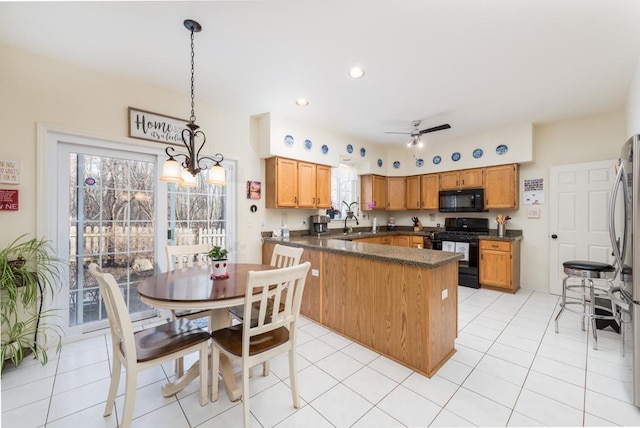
[263,236,463,377]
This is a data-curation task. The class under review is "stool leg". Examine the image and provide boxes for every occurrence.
[555,275,569,333]
[590,279,597,348]
[581,278,588,332]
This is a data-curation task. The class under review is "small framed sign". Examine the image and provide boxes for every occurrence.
[128,107,189,146]
[0,160,20,184]
[247,181,261,199]
[0,189,19,210]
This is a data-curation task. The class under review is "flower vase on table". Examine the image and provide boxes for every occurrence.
[211,261,228,278]
[208,245,229,278]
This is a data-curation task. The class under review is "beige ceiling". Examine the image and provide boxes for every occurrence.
[2,0,640,146]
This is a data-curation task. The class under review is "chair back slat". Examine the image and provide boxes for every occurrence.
[270,244,304,268]
[242,262,310,354]
[88,263,137,365]
[167,243,211,270]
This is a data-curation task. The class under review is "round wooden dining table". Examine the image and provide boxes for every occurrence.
[138,263,277,402]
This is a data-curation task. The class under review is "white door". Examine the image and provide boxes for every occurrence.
[38,127,169,338]
[549,159,616,295]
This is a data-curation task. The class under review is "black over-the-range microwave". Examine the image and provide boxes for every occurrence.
[438,188,486,213]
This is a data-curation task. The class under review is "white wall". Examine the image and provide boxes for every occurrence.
[627,55,640,137]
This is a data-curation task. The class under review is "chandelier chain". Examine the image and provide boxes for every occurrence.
[189,26,196,124]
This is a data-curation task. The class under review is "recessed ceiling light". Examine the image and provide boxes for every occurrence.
[295,98,309,106]
[348,66,365,79]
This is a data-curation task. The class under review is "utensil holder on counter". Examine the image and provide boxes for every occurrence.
[497,223,505,237]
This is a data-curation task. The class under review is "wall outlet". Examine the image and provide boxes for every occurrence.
[441,289,448,300]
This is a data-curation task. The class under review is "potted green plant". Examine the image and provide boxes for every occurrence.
[0,234,63,372]
[208,245,229,277]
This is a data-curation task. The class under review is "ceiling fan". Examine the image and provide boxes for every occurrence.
[385,120,451,147]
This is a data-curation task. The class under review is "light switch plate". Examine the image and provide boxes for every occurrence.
[442,289,448,300]
[311,269,319,277]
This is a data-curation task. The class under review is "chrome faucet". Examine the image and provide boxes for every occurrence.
[343,212,359,233]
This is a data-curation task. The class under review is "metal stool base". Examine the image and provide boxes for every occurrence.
[555,274,620,351]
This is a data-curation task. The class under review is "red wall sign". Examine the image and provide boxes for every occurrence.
[0,189,19,211]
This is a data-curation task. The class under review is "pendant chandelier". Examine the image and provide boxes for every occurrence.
[160,19,225,187]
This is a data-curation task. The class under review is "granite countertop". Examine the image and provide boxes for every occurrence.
[478,230,523,241]
[264,235,463,269]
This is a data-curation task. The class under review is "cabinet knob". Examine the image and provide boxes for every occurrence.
[551,234,558,239]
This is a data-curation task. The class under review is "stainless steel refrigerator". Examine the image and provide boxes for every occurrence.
[609,134,640,406]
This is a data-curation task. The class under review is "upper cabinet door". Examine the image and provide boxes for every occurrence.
[439,171,460,190]
[386,177,406,210]
[277,157,298,207]
[484,164,518,209]
[297,161,317,208]
[406,176,421,209]
[315,165,332,209]
[420,174,439,209]
[360,174,387,210]
[460,168,484,188]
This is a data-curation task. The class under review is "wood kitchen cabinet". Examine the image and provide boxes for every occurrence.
[439,168,484,190]
[265,157,331,209]
[484,164,519,209]
[410,235,424,248]
[360,174,387,211]
[386,177,406,210]
[479,239,521,293]
[392,235,411,247]
[406,175,421,209]
[420,174,440,209]
[406,174,439,210]
[315,164,332,209]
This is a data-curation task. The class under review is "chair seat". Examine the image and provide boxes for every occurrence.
[228,299,285,326]
[562,260,615,272]
[132,319,211,363]
[563,260,616,279]
[211,324,289,357]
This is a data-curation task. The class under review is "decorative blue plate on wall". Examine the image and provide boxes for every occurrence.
[393,161,400,169]
[473,148,483,159]
[377,159,383,167]
[360,148,366,157]
[416,158,424,167]
[284,135,294,147]
[496,144,508,155]
[433,155,441,165]
[451,152,461,162]
[321,144,329,154]
[304,139,312,151]
[346,144,353,154]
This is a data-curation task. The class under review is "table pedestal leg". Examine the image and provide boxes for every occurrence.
[161,361,200,397]
[158,308,242,401]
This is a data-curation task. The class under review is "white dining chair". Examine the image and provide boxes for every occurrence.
[87,263,211,428]
[211,261,311,428]
[228,244,304,375]
[166,243,214,376]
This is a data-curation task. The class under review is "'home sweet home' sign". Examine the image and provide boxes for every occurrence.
[128,107,188,145]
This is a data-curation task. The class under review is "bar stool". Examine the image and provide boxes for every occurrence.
[554,260,619,350]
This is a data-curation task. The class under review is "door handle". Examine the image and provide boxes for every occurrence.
[551,234,558,239]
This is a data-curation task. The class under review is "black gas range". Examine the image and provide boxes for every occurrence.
[432,218,489,288]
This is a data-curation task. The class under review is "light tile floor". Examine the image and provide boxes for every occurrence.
[3,286,640,427]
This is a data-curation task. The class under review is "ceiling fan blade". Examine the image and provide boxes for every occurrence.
[384,131,412,135]
[419,124,451,135]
